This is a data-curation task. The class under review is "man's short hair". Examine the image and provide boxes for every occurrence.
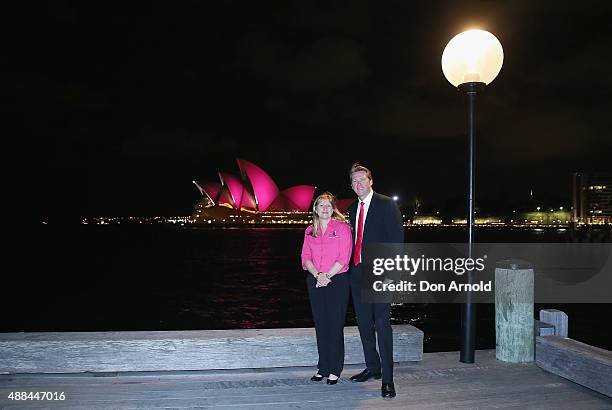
[349,162,372,181]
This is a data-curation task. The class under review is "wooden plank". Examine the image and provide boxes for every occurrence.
[536,335,612,397]
[0,326,423,374]
[540,309,569,337]
[535,320,556,336]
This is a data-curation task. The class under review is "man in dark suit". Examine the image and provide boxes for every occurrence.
[347,163,404,399]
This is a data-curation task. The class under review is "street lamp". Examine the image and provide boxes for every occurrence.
[442,29,504,364]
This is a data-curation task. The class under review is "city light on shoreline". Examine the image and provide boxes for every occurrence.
[75,211,609,228]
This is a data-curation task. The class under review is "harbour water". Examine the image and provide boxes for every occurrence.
[3,224,610,352]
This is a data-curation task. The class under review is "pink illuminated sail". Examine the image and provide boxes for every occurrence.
[336,198,355,213]
[236,159,279,211]
[239,189,257,210]
[195,181,222,204]
[217,187,234,207]
[268,194,295,211]
[282,185,316,211]
[219,172,245,208]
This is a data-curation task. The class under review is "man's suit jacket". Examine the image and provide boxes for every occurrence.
[348,192,404,246]
[348,191,404,288]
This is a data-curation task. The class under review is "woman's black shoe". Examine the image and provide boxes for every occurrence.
[326,378,338,385]
[310,374,324,382]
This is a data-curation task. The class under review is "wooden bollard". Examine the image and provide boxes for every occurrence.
[495,260,534,363]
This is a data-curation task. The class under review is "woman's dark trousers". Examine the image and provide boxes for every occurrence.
[306,273,350,377]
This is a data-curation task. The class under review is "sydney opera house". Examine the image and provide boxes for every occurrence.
[191,159,353,224]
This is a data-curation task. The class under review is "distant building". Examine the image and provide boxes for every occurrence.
[413,215,443,225]
[451,217,506,225]
[573,172,612,224]
[517,210,571,225]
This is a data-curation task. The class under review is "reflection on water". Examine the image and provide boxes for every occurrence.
[163,228,311,330]
[3,224,610,352]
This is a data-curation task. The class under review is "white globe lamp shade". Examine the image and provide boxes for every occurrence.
[442,29,504,87]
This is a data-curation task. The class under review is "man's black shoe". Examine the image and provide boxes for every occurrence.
[349,369,382,382]
[381,382,396,398]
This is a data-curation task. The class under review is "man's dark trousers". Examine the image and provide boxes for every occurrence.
[349,264,393,383]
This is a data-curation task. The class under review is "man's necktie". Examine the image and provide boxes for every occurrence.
[353,201,365,266]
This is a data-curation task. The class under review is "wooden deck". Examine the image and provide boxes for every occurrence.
[0,350,610,409]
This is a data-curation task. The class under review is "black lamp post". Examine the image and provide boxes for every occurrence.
[442,29,504,363]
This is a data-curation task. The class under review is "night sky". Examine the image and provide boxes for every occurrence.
[6,1,612,221]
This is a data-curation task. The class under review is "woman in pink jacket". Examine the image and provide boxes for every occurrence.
[301,192,352,384]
